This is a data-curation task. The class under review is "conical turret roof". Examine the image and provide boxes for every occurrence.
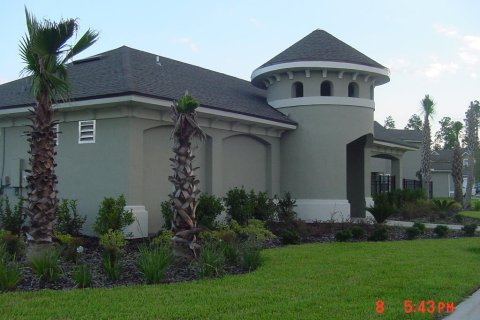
[258,29,385,69]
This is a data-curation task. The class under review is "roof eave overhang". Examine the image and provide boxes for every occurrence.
[373,139,418,151]
[251,61,390,88]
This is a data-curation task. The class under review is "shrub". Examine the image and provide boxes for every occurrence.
[198,243,224,278]
[454,214,464,223]
[55,199,86,236]
[473,201,480,211]
[276,192,297,222]
[224,187,254,226]
[250,191,276,222]
[30,248,63,283]
[412,222,426,234]
[230,219,274,242]
[198,229,236,244]
[93,195,134,235]
[368,226,389,241]
[137,245,173,284]
[351,226,366,239]
[239,240,262,271]
[0,230,24,258]
[219,241,240,265]
[0,196,25,235]
[433,225,449,238]
[335,229,353,242]
[100,229,126,263]
[280,228,301,245]
[102,256,122,281]
[405,226,421,240]
[72,264,92,288]
[399,200,433,220]
[196,193,224,229]
[54,232,82,262]
[151,230,173,248]
[432,199,456,213]
[367,197,396,223]
[160,200,173,229]
[0,258,21,291]
[462,224,477,237]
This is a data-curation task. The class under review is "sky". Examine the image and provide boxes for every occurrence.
[1,0,479,132]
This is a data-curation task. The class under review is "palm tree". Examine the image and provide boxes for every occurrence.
[19,8,98,253]
[420,95,435,199]
[451,121,464,205]
[169,92,206,257]
[463,101,480,209]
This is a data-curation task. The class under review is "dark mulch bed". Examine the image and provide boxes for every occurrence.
[9,221,476,292]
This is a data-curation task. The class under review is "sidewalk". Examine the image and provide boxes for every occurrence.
[386,220,480,319]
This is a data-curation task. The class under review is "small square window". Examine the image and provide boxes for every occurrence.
[79,120,96,144]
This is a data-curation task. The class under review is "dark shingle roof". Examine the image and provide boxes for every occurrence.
[0,46,295,125]
[373,122,419,149]
[258,30,386,69]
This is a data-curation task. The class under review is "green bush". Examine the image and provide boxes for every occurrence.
[196,193,224,229]
[100,229,126,263]
[93,195,134,235]
[473,201,480,211]
[30,248,63,283]
[0,230,24,258]
[224,187,254,226]
[368,226,389,241]
[462,224,477,237]
[137,245,173,284]
[54,232,82,262]
[432,199,457,213]
[433,225,449,238]
[350,226,365,239]
[230,219,274,242]
[55,199,86,236]
[412,222,426,234]
[219,241,240,265]
[198,243,224,278]
[160,200,173,229]
[454,214,464,223]
[280,228,301,245]
[335,229,353,242]
[276,192,297,222]
[239,240,262,271]
[72,264,92,288]
[0,196,25,235]
[367,193,397,223]
[0,257,21,291]
[250,191,276,222]
[405,226,421,240]
[151,230,173,248]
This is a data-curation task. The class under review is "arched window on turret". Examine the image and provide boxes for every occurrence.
[348,82,359,97]
[320,81,332,96]
[370,85,374,100]
[292,82,304,98]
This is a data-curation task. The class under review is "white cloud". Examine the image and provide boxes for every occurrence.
[462,35,480,51]
[386,58,411,73]
[249,18,262,28]
[434,24,458,37]
[471,72,478,79]
[418,62,458,78]
[458,49,479,65]
[174,37,199,52]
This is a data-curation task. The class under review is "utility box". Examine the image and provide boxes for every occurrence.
[9,158,25,188]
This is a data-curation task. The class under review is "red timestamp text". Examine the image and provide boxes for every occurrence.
[403,300,455,314]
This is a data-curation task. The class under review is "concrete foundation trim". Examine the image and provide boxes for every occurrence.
[296,199,350,222]
[124,206,149,239]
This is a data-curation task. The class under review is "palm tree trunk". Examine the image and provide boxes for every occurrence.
[421,117,432,199]
[464,153,475,209]
[452,143,463,205]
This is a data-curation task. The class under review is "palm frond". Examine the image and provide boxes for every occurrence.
[62,29,99,63]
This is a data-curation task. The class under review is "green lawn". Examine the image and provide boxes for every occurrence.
[459,210,480,220]
[1,239,480,319]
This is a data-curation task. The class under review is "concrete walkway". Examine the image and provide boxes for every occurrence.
[387,220,480,319]
[443,289,480,320]
[386,220,480,231]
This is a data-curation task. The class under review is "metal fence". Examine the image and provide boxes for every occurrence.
[371,175,396,195]
[402,179,433,198]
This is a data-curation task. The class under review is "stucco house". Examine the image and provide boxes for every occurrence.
[0,30,420,235]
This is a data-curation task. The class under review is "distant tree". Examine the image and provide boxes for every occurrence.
[405,114,423,131]
[384,115,396,129]
[451,121,464,205]
[420,95,435,199]
[434,117,457,150]
[463,100,480,209]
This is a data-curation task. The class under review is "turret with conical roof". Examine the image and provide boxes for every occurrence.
[252,30,389,221]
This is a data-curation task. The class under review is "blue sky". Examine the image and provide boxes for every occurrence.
[1,1,479,132]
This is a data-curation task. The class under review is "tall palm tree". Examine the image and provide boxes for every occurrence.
[451,121,464,205]
[19,8,98,251]
[420,95,435,199]
[169,92,206,257]
[463,101,480,209]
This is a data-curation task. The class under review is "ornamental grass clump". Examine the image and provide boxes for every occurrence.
[239,239,262,271]
[198,242,225,278]
[72,264,92,288]
[0,243,21,291]
[30,248,62,283]
[137,245,173,284]
[100,230,126,281]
